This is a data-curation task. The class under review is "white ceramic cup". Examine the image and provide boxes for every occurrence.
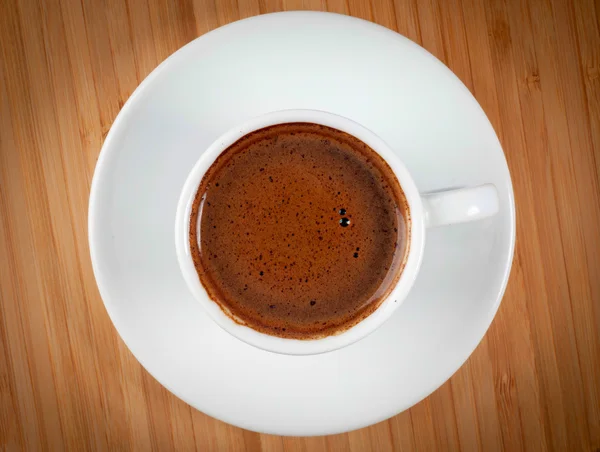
[175,110,499,355]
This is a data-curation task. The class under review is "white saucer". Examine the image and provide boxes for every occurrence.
[89,12,515,436]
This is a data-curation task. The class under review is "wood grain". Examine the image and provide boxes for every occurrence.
[1,0,599,450]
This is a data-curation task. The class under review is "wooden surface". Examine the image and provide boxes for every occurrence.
[1,0,599,450]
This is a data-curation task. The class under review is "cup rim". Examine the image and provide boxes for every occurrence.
[175,109,425,355]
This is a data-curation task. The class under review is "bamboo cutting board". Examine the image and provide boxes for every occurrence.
[1,0,599,450]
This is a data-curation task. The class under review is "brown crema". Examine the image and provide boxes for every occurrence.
[189,123,410,339]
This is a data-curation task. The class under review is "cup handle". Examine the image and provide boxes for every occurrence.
[421,184,499,228]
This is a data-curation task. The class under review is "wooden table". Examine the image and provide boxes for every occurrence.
[1,0,599,450]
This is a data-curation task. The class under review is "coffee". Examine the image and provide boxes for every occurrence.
[189,123,410,339]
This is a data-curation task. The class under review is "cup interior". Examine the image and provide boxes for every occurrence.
[175,110,425,355]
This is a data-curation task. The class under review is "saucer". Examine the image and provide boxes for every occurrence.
[89,12,515,436]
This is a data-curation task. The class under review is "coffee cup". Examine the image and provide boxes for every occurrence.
[175,109,498,355]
